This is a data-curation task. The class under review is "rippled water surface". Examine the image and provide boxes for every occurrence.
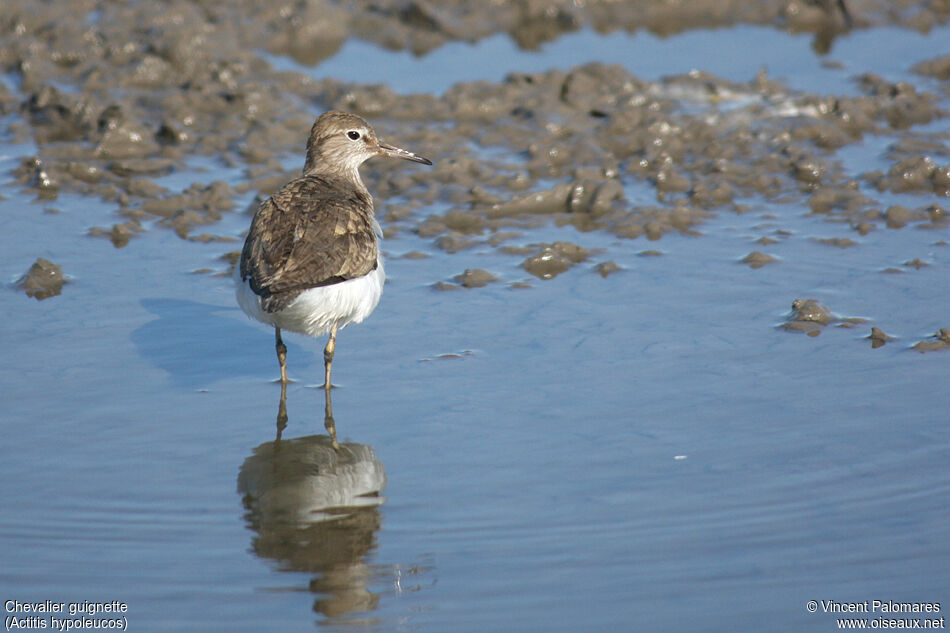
[3,21,949,633]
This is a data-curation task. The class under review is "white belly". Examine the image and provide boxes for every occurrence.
[235,260,385,338]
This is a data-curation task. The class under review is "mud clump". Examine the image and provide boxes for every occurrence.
[868,327,893,349]
[816,237,858,248]
[785,299,835,329]
[17,258,65,300]
[780,299,866,336]
[420,350,475,362]
[146,182,235,239]
[88,221,144,248]
[594,261,621,278]
[478,179,624,225]
[912,329,950,353]
[924,204,948,228]
[913,54,950,81]
[740,251,776,269]
[867,156,950,196]
[452,269,499,288]
[522,242,591,279]
[13,157,59,200]
[882,205,924,229]
[434,233,477,253]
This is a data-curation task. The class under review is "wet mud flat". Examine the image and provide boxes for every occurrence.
[2,0,948,283]
[2,1,950,632]
[5,0,950,345]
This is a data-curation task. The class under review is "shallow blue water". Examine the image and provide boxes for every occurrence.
[2,20,950,633]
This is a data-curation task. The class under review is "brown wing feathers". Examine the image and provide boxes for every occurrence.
[240,175,378,313]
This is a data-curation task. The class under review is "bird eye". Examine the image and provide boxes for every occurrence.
[346,130,361,141]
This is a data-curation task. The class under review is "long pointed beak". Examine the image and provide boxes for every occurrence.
[378,141,432,166]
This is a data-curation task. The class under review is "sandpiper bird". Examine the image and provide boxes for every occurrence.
[236,111,432,388]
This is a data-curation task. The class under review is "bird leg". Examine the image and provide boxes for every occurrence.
[275,327,288,383]
[323,321,338,390]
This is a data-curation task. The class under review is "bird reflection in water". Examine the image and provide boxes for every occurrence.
[790,0,854,55]
[274,379,339,449]
[238,385,387,622]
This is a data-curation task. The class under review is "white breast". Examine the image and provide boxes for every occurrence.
[235,259,385,338]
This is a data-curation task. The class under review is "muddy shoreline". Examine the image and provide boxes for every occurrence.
[2,0,948,345]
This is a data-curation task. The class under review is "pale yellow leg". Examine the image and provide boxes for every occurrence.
[275,327,288,383]
[323,321,338,390]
